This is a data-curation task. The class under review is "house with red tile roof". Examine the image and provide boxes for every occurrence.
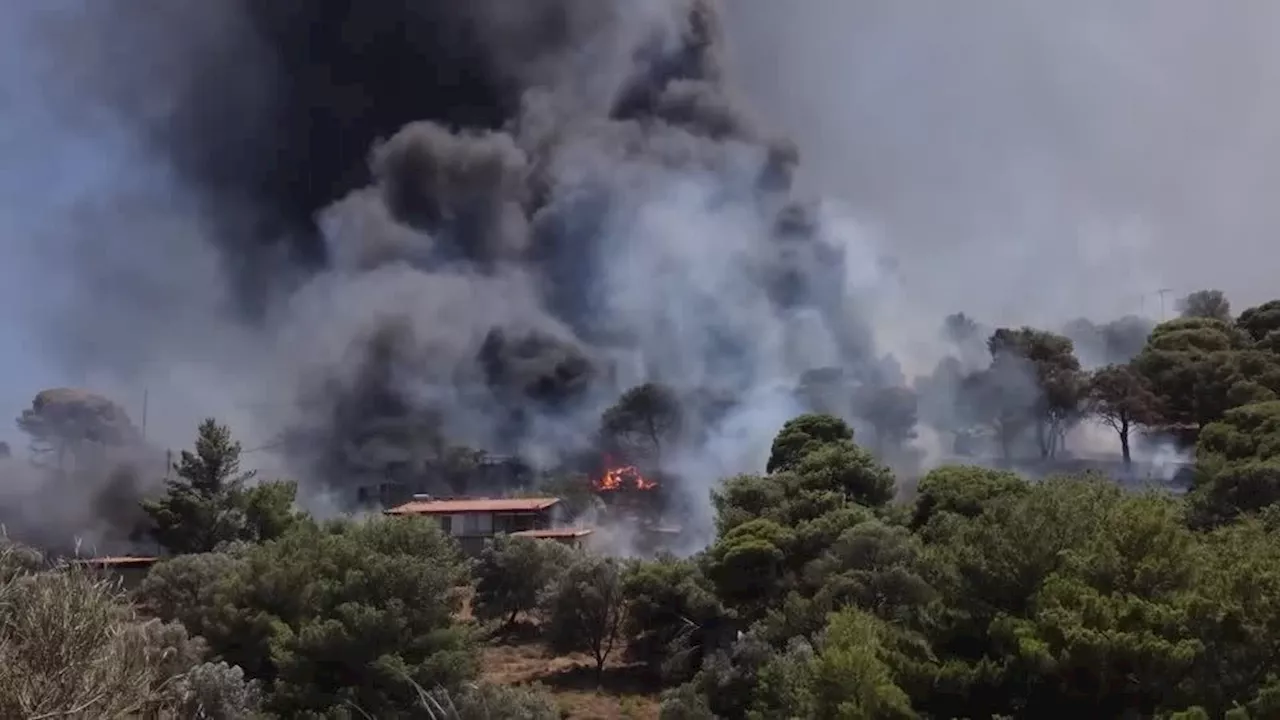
[385,495,592,554]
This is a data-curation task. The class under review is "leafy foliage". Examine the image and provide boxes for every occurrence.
[1237,300,1280,345]
[672,408,1280,719]
[472,534,573,628]
[27,293,1280,719]
[138,516,475,717]
[1198,400,1280,464]
[793,442,896,508]
[622,554,726,682]
[542,553,628,683]
[14,388,140,473]
[911,465,1026,530]
[767,414,856,473]
[1130,317,1280,434]
[142,419,301,555]
[0,541,259,718]
[1087,363,1161,462]
[1179,289,1233,322]
[989,327,1084,458]
[600,382,683,464]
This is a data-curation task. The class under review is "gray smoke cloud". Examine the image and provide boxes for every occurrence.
[723,0,1280,334]
[0,0,900,549]
[2,0,1270,548]
[721,0,1280,480]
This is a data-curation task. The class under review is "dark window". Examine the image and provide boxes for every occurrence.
[494,513,538,533]
[460,513,492,535]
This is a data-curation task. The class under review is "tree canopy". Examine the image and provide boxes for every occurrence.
[13,292,1280,718]
[138,515,475,717]
[15,388,140,476]
[1179,289,1233,322]
[142,418,301,555]
[600,382,683,464]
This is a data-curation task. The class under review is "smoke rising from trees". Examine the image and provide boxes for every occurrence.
[0,0,894,536]
[2,1,1277,547]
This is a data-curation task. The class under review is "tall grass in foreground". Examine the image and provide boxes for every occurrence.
[0,543,258,719]
[348,677,562,720]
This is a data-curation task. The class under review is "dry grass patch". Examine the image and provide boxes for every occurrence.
[481,642,660,720]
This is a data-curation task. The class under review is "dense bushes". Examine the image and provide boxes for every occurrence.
[0,541,260,718]
[637,412,1280,718]
[137,516,476,718]
[0,515,574,718]
[15,359,1280,718]
[472,534,574,628]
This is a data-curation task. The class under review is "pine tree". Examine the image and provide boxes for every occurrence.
[142,418,268,554]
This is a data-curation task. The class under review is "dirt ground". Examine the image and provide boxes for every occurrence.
[459,587,662,719]
[481,639,661,720]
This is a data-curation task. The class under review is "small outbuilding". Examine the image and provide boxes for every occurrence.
[71,555,159,590]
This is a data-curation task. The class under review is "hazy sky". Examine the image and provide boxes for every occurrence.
[4,1,1280,449]
[0,2,258,449]
[0,8,89,439]
[723,0,1280,327]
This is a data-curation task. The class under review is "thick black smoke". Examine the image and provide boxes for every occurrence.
[85,1,744,299]
[15,0,896,533]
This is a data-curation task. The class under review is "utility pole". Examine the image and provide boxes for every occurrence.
[1156,288,1175,321]
[140,388,148,442]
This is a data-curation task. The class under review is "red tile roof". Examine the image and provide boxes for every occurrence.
[514,528,594,539]
[385,497,560,515]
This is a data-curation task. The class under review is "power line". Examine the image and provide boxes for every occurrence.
[243,437,289,455]
[135,390,290,454]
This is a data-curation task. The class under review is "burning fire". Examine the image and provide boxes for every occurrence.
[594,465,659,492]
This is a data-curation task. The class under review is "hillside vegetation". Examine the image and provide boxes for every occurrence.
[5,294,1280,717]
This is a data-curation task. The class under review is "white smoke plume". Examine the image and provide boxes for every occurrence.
[1,0,1267,549]
[0,0,896,549]
[723,0,1280,325]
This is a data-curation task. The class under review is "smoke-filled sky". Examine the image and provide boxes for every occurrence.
[723,0,1280,327]
[1,0,1278,511]
[0,0,268,451]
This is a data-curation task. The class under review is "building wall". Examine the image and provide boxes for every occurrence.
[434,509,555,556]
[436,510,549,538]
[81,564,154,591]
[453,512,494,536]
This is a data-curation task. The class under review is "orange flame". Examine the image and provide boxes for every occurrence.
[594,465,658,492]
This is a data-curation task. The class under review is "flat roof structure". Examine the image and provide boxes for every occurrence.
[384,497,560,516]
[72,556,159,568]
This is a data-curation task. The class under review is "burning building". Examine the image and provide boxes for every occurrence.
[17,0,896,551]
[590,460,687,555]
[593,464,660,492]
